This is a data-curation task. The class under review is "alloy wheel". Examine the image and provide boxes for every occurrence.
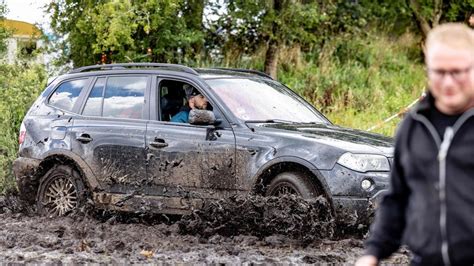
[43,177,78,216]
[271,182,299,196]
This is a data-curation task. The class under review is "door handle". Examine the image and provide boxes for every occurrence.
[76,133,93,144]
[150,138,168,149]
[246,148,257,155]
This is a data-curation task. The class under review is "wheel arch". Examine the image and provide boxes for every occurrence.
[34,150,101,194]
[252,156,334,209]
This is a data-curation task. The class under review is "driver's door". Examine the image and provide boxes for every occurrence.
[144,77,237,200]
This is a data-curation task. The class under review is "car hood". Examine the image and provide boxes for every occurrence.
[257,123,394,156]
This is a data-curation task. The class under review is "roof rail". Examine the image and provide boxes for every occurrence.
[69,63,199,75]
[212,68,273,80]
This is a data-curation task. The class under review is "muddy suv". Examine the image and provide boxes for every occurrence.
[13,63,393,224]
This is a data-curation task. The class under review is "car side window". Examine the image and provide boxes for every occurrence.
[81,76,147,119]
[159,80,186,122]
[49,78,89,112]
[158,79,213,123]
[82,77,105,116]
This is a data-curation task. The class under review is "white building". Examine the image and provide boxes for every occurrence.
[2,19,43,64]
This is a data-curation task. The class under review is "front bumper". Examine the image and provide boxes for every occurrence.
[332,189,387,226]
[319,164,390,226]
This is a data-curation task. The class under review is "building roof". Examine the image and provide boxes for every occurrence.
[1,19,41,37]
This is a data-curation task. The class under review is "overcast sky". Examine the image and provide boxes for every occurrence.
[4,0,51,29]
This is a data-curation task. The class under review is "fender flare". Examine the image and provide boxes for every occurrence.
[253,156,333,204]
[40,149,101,191]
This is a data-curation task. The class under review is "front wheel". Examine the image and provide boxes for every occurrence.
[36,165,86,217]
[265,172,320,199]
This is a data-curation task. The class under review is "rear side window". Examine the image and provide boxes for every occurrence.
[82,78,105,116]
[85,76,147,119]
[49,79,89,112]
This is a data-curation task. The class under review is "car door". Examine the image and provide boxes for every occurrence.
[72,75,150,193]
[145,77,237,199]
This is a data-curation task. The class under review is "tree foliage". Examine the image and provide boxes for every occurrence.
[0,1,11,56]
[205,0,370,78]
[48,0,205,67]
[360,0,474,38]
[0,64,47,192]
[408,0,474,38]
[47,0,472,71]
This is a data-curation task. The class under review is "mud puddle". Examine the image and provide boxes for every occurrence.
[0,191,410,264]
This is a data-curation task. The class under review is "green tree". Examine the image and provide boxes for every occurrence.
[206,0,369,79]
[48,0,98,67]
[359,0,474,39]
[48,0,205,67]
[409,0,474,38]
[0,0,10,55]
[182,0,205,59]
[0,64,47,192]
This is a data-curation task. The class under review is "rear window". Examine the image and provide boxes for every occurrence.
[49,78,89,112]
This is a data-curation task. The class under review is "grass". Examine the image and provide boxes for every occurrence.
[278,32,426,136]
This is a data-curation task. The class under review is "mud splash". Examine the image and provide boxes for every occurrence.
[179,194,334,243]
[0,192,410,264]
[0,189,35,215]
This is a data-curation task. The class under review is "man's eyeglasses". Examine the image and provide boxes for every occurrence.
[427,65,473,82]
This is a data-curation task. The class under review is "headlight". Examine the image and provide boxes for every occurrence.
[361,179,374,191]
[337,152,390,172]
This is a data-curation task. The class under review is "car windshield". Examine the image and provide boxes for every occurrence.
[205,78,328,123]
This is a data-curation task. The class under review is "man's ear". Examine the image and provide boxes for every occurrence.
[189,97,195,109]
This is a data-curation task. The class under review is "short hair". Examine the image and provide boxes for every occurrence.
[426,23,474,53]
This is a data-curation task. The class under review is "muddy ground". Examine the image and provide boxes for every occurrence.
[0,193,410,264]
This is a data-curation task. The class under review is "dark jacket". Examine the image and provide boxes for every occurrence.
[365,93,474,266]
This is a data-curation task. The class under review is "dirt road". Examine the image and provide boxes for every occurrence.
[0,194,410,264]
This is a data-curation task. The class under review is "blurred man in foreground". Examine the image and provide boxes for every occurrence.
[356,23,474,266]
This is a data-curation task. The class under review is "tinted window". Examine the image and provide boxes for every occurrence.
[159,79,213,122]
[103,76,146,119]
[159,80,187,121]
[82,78,105,116]
[49,79,88,112]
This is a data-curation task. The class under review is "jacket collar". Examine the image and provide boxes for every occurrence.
[411,90,434,118]
[412,90,474,117]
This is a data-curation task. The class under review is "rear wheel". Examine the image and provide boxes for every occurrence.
[37,165,86,217]
[265,171,320,199]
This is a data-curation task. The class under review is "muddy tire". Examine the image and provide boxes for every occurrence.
[265,172,319,199]
[36,165,86,217]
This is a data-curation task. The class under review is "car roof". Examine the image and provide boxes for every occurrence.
[195,68,272,80]
[65,63,272,80]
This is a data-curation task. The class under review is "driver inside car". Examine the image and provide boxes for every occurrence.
[171,86,209,123]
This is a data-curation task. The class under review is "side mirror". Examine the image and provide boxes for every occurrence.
[188,109,216,125]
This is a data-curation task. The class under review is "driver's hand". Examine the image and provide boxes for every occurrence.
[189,98,195,109]
[355,255,378,266]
